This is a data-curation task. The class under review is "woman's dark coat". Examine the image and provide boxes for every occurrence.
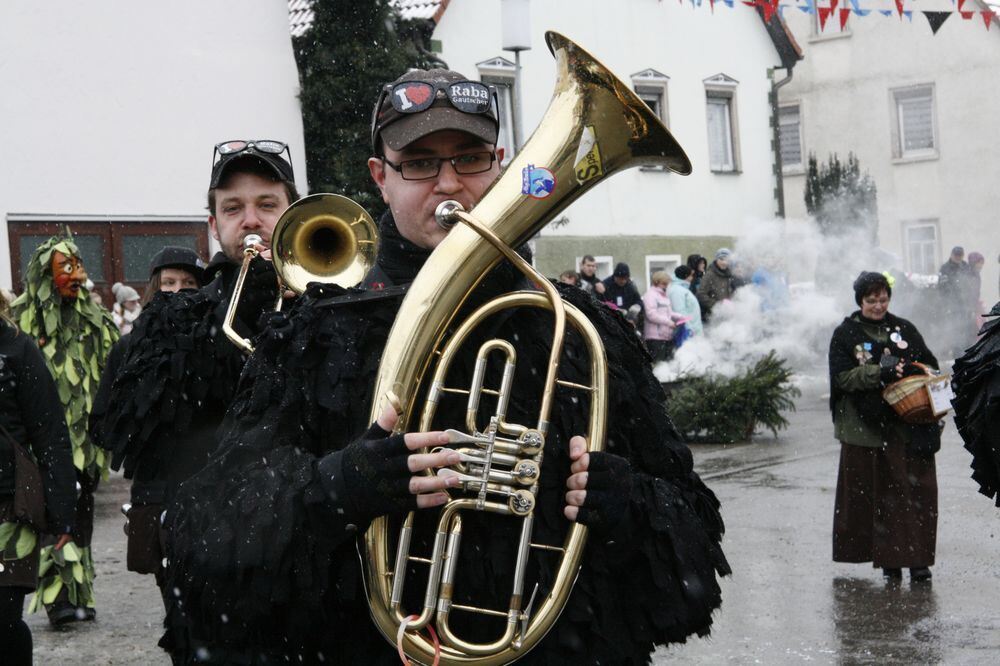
[0,321,76,534]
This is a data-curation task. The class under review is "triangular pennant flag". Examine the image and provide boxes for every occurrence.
[904,10,913,20]
[830,0,839,12]
[839,7,851,29]
[958,0,975,19]
[983,10,995,29]
[879,9,894,16]
[818,6,833,29]
[922,10,952,34]
[708,0,715,14]
[895,0,905,18]
[722,0,734,8]
[849,0,871,16]
[800,0,817,14]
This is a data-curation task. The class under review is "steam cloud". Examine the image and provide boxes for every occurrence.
[652,216,968,384]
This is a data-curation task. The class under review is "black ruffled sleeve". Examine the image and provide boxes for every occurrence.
[952,303,1000,505]
[91,289,245,477]
[163,284,403,654]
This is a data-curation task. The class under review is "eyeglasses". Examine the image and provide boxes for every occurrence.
[371,80,498,148]
[380,151,497,181]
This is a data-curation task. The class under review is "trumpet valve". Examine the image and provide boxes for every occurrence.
[509,489,535,516]
[512,460,540,486]
[519,430,544,455]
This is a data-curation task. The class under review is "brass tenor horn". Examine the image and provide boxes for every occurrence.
[222,193,378,353]
[362,31,690,665]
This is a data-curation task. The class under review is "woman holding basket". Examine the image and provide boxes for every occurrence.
[828,271,941,582]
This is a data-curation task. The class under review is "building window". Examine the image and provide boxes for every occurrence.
[477,57,518,167]
[631,69,670,127]
[779,104,803,171]
[892,85,937,160]
[575,255,613,280]
[704,74,740,173]
[904,220,939,275]
[644,254,682,291]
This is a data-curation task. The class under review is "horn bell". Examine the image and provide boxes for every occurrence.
[272,193,379,294]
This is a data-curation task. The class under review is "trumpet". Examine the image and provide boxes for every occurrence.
[222,193,378,353]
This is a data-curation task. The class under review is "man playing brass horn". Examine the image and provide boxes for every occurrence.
[164,68,729,664]
[89,141,298,652]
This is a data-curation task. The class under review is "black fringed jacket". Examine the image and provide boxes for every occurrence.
[952,302,1000,505]
[164,221,730,665]
[89,254,278,507]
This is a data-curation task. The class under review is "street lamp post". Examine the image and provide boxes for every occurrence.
[501,0,531,151]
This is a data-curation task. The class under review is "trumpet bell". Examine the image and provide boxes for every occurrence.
[272,193,379,294]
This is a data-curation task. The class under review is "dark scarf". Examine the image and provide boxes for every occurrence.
[375,210,432,285]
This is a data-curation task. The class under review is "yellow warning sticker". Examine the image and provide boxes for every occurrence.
[574,125,603,184]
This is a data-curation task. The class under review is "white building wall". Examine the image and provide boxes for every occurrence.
[780,9,1000,304]
[433,0,784,239]
[0,1,308,287]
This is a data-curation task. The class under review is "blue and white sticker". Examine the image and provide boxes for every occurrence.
[521,164,556,199]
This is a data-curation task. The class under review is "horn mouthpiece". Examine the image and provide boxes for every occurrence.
[435,200,465,230]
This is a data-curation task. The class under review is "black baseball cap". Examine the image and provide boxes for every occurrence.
[372,69,499,153]
[149,246,206,285]
[210,141,295,190]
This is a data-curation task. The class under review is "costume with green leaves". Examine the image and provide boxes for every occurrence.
[10,235,118,615]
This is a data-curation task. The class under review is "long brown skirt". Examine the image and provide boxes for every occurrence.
[832,437,937,568]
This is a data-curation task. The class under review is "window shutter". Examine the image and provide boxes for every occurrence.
[706,98,732,171]
[898,91,934,152]
[779,106,802,167]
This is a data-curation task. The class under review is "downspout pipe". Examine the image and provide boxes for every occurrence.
[770,66,794,218]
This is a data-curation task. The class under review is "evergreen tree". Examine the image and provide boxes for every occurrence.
[293,0,434,208]
[804,152,878,241]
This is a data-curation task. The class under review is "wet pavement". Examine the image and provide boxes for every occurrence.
[28,385,1000,664]
[658,384,1000,665]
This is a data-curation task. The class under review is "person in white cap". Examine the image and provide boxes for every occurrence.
[110,282,141,335]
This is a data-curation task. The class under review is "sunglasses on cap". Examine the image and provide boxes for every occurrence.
[370,80,498,146]
[210,139,294,187]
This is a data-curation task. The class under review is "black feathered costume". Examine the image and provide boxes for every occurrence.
[164,212,730,664]
[952,302,1000,506]
[89,254,278,581]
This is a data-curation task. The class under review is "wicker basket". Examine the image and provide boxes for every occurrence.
[881,364,941,424]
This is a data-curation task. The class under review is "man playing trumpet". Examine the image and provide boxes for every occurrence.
[90,141,298,653]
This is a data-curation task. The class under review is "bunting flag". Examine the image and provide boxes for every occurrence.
[848,0,871,16]
[922,10,953,33]
[839,7,852,28]
[673,0,998,34]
